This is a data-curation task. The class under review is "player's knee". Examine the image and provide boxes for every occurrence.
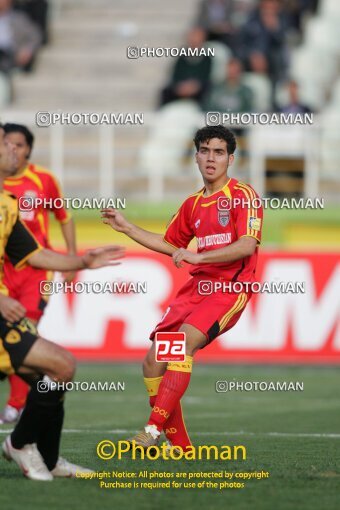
[185,339,202,357]
[56,350,76,383]
[143,349,157,375]
[143,356,152,374]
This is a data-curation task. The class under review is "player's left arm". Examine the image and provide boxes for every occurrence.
[60,218,77,281]
[172,237,257,267]
[47,172,78,280]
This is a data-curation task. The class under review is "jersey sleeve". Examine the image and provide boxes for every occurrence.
[5,216,42,269]
[234,185,263,243]
[164,200,195,249]
[46,173,71,223]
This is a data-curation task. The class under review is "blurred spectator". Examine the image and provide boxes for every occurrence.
[160,27,212,108]
[239,0,288,87]
[196,0,237,50]
[14,0,49,45]
[279,79,313,114]
[285,0,319,34]
[204,57,253,113]
[0,0,42,73]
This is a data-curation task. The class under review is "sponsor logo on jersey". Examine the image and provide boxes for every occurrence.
[197,232,232,249]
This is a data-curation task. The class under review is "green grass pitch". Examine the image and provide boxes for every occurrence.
[0,363,339,510]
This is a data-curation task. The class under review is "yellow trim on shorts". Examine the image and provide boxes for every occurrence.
[0,339,15,376]
[219,293,247,331]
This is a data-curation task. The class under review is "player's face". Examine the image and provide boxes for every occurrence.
[0,128,18,177]
[195,138,234,184]
[4,132,30,171]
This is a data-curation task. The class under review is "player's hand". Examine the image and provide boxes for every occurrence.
[101,208,131,234]
[172,248,202,268]
[62,270,77,283]
[82,245,125,269]
[0,295,26,323]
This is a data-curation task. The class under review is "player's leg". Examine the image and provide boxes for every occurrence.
[9,336,74,470]
[130,323,206,447]
[1,266,50,423]
[145,324,205,434]
[143,335,193,450]
[0,374,28,424]
[1,319,91,480]
[132,288,251,449]
[141,283,197,449]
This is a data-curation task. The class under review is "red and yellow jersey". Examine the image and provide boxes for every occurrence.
[4,163,71,248]
[164,177,263,282]
[0,191,42,296]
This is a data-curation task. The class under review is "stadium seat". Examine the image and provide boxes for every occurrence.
[328,77,340,106]
[204,41,232,84]
[291,46,338,86]
[304,17,340,54]
[242,72,272,112]
[292,79,326,111]
[319,110,340,179]
[319,0,340,19]
[139,100,202,179]
[0,73,11,107]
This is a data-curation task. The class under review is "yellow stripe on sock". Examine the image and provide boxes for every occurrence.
[167,355,193,373]
[144,376,163,396]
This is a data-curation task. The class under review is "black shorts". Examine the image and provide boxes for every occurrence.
[0,316,38,380]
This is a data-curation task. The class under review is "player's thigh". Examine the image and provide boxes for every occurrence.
[23,337,76,383]
[143,342,167,377]
[0,316,75,383]
[183,291,249,353]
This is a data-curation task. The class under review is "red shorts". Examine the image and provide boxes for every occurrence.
[150,275,251,347]
[4,264,53,322]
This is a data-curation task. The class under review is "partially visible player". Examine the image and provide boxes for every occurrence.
[0,125,125,480]
[102,125,263,451]
[0,123,77,425]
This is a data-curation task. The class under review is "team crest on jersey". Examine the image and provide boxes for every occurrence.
[218,210,230,227]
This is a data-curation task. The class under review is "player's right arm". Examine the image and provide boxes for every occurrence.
[101,208,176,255]
[0,294,26,322]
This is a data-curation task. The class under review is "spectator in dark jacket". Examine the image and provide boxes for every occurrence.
[239,0,288,86]
[0,0,42,73]
[196,0,237,49]
[14,0,49,45]
[160,27,212,108]
[279,79,313,114]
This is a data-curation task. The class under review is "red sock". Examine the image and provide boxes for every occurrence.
[148,395,191,447]
[147,356,193,432]
[7,374,29,410]
[164,402,192,449]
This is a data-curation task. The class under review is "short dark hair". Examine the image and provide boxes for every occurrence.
[194,125,236,154]
[3,123,35,153]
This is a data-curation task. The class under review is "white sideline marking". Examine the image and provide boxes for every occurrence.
[0,429,339,438]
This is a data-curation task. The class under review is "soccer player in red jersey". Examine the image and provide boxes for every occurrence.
[102,125,263,450]
[0,123,76,424]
